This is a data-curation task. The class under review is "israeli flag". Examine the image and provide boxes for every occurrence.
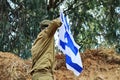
[58,11,83,76]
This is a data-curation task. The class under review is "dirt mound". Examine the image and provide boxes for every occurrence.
[0,52,31,80]
[79,48,120,80]
[0,47,120,80]
[54,48,120,80]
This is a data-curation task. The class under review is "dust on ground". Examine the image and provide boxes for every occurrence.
[0,47,120,80]
[54,47,120,80]
[0,52,31,80]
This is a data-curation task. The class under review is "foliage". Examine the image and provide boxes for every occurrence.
[64,0,120,52]
[0,0,120,59]
[0,0,47,59]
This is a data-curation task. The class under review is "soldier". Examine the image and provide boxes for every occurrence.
[31,18,62,80]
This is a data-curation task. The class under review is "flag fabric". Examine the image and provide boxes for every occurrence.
[58,11,83,76]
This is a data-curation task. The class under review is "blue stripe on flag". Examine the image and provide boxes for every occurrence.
[66,54,83,73]
[60,12,69,31]
[64,16,70,31]
[60,12,64,22]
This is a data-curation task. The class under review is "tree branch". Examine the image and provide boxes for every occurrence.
[63,1,88,15]
[47,0,65,11]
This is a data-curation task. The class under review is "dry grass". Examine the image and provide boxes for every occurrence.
[0,52,31,80]
[0,47,120,80]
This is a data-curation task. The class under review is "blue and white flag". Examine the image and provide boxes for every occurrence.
[58,11,83,76]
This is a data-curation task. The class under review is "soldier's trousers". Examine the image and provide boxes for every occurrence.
[32,71,54,80]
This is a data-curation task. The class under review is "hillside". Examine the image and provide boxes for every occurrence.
[0,47,120,80]
[55,48,120,80]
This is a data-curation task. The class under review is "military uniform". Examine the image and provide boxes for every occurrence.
[31,18,61,80]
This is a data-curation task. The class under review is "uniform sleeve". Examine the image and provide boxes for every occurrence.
[44,18,62,37]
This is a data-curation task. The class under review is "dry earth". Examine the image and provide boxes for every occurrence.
[0,47,120,80]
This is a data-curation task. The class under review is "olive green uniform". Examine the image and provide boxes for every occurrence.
[31,19,61,80]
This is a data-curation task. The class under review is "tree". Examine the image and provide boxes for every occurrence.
[0,0,120,59]
[63,0,120,52]
[0,0,63,59]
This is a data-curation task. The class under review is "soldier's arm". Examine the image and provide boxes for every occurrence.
[44,18,62,37]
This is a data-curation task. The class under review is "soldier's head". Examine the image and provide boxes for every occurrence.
[40,20,51,31]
